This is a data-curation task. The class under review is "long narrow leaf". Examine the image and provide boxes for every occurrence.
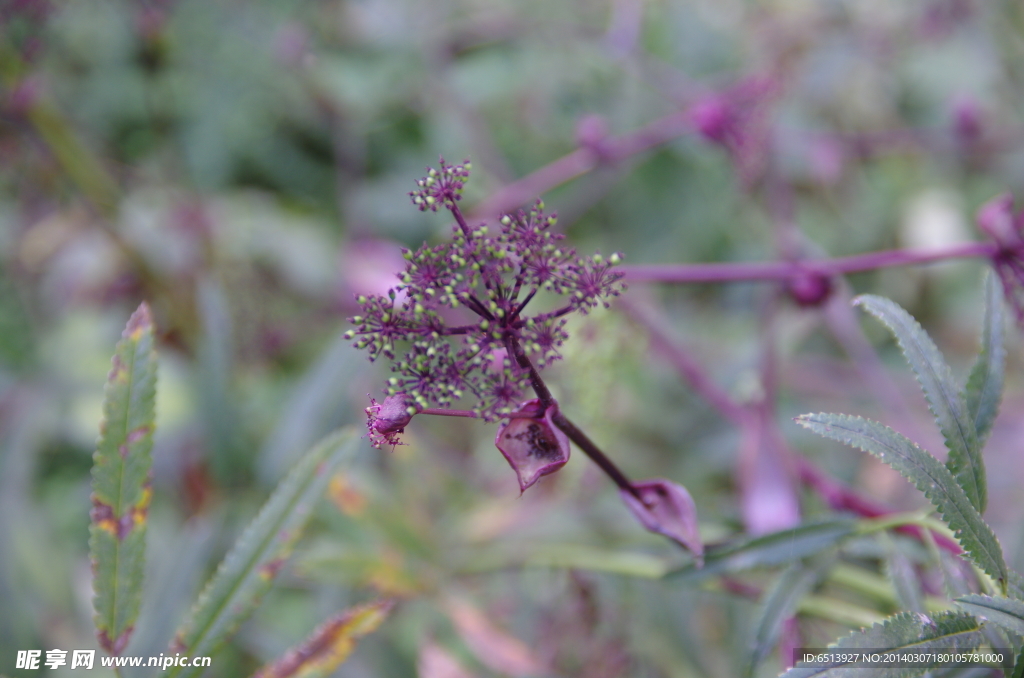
[747,561,828,677]
[963,273,1006,445]
[796,414,1007,591]
[781,611,984,678]
[167,428,359,678]
[668,519,857,580]
[854,295,985,513]
[251,600,393,678]
[90,303,158,655]
[956,594,1024,636]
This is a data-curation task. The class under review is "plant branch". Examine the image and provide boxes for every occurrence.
[616,294,746,425]
[550,411,642,501]
[620,242,998,284]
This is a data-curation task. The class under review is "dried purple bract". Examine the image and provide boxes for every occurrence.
[621,479,704,566]
[495,399,570,492]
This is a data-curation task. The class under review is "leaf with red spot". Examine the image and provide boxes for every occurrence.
[90,302,158,656]
[166,428,360,678]
[251,600,394,678]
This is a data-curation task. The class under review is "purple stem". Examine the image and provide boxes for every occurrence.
[617,295,746,425]
[472,109,693,217]
[621,242,998,284]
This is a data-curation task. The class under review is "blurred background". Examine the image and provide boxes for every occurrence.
[3,0,1024,676]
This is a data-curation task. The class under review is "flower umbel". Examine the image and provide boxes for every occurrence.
[347,158,625,428]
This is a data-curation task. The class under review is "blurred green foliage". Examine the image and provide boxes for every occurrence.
[4,0,1024,676]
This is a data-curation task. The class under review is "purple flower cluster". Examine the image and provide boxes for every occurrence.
[346,158,625,433]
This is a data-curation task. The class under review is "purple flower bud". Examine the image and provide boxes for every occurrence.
[494,399,570,492]
[621,479,703,566]
[365,394,416,448]
[977,193,1019,247]
[787,270,832,307]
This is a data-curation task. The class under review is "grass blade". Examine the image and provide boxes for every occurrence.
[781,611,983,677]
[796,413,1007,592]
[956,594,1024,636]
[747,561,828,677]
[90,303,158,655]
[854,295,985,513]
[668,519,857,580]
[251,600,394,678]
[167,428,360,678]
[963,273,1005,445]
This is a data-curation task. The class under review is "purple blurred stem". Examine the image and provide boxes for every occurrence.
[621,242,997,283]
[796,457,962,555]
[619,294,964,555]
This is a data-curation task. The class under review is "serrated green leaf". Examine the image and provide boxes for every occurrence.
[781,611,984,678]
[796,414,1007,591]
[747,561,829,677]
[963,273,1005,446]
[90,302,158,656]
[668,519,857,580]
[956,594,1024,636]
[854,295,985,513]
[166,428,360,678]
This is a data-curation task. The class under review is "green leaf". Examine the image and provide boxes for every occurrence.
[781,610,984,678]
[166,428,360,678]
[90,302,158,655]
[883,534,923,614]
[1012,645,1024,678]
[668,519,857,580]
[796,414,1007,591]
[854,295,985,513]
[963,273,1005,445]
[747,561,829,677]
[956,594,1024,636]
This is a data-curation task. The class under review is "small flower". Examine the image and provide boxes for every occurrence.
[976,193,1024,325]
[688,76,776,186]
[620,479,703,565]
[494,399,570,492]
[409,157,471,212]
[365,394,416,448]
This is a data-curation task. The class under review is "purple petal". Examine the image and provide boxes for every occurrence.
[494,399,570,492]
[621,479,703,566]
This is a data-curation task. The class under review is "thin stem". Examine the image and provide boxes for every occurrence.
[505,334,555,409]
[449,202,474,238]
[418,408,479,418]
[509,288,538,323]
[550,411,642,501]
[620,242,998,284]
[418,407,535,420]
[617,294,746,425]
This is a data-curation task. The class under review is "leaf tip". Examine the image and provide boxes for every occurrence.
[123,301,154,340]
